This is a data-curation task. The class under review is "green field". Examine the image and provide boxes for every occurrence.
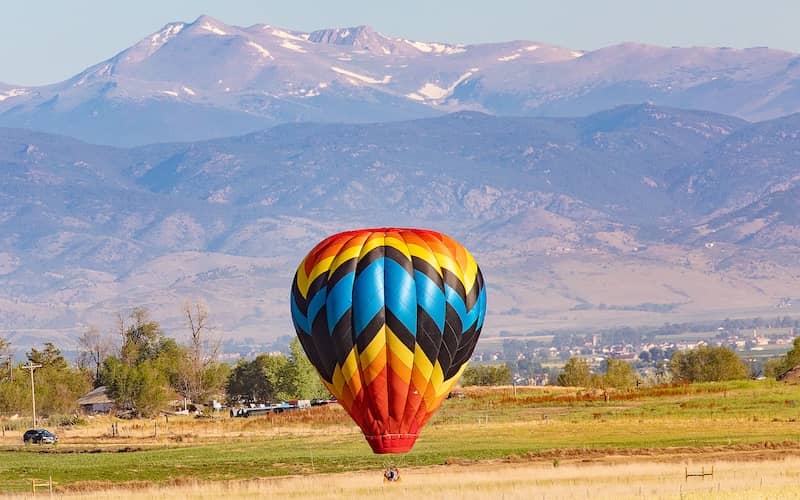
[1,380,800,493]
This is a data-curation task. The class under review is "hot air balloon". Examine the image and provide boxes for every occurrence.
[290,228,487,454]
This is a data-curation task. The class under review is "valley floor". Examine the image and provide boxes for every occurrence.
[14,452,800,499]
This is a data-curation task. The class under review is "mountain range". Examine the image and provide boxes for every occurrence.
[1,99,799,349]
[1,15,800,146]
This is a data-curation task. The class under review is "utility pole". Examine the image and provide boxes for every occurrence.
[21,362,42,427]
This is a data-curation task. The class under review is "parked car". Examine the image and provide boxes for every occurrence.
[22,429,58,445]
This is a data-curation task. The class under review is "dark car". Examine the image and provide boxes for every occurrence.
[22,429,57,445]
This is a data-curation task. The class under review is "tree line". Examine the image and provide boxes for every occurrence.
[0,303,327,419]
[3,309,800,418]
[468,342,800,389]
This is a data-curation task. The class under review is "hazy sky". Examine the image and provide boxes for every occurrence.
[2,0,798,85]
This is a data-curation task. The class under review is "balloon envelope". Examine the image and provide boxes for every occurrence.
[290,228,486,453]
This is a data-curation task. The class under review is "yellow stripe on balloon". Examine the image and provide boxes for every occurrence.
[412,344,434,381]
[383,234,412,260]
[432,252,461,280]
[359,232,386,256]
[329,235,367,274]
[330,364,347,398]
[306,256,335,289]
[438,363,469,397]
[461,253,479,294]
[359,326,387,369]
[341,348,362,397]
[386,326,414,371]
[422,361,445,409]
[406,243,441,274]
[294,261,310,298]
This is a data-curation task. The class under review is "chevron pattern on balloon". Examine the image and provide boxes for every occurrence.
[290,228,486,453]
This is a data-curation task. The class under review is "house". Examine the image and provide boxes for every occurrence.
[777,366,800,384]
[77,386,114,414]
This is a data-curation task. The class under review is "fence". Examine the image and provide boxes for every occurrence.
[685,465,714,480]
[31,476,56,495]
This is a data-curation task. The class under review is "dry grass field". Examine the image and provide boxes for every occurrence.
[9,457,800,499]
[2,381,800,497]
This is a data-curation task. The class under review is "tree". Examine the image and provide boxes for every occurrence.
[119,307,165,365]
[284,338,327,399]
[176,300,225,404]
[0,343,92,416]
[461,364,512,386]
[226,353,292,404]
[601,358,637,389]
[670,346,748,383]
[27,342,67,370]
[557,357,591,387]
[101,357,169,417]
[765,337,800,379]
[0,337,11,380]
[77,326,113,385]
[100,308,178,416]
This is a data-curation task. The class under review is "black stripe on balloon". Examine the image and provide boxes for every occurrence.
[385,309,416,353]
[354,246,385,277]
[290,279,308,314]
[446,323,482,379]
[465,268,484,311]
[296,329,329,383]
[305,273,328,309]
[355,309,386,353]
[415,306,443,365]
[436,323,459,373]
[410,257,446,293]
[309,305,336,383]
[327,257,358,289]
[442,268,467,303]
[437,301,464,373]
[330,308,355,369]
[385,246,415,277]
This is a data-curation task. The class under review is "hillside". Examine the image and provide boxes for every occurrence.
[0,106,799,347]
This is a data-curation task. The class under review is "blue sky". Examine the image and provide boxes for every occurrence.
[2,0,798,85]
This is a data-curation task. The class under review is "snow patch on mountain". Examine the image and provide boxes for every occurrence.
[281,40,307,53]
[201,22,227,36]
[271,28,308,42]
[182,86,196,96]
[411,70,478,101]
[402,39,466,55]
[247,41,273,59]
[418,83,449,99]
[331,66,391,84]
[498,53,521,62]
[0,88,27,101]
[150,23,184,48]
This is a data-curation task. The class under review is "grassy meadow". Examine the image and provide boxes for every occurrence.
[1,379,799,496]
